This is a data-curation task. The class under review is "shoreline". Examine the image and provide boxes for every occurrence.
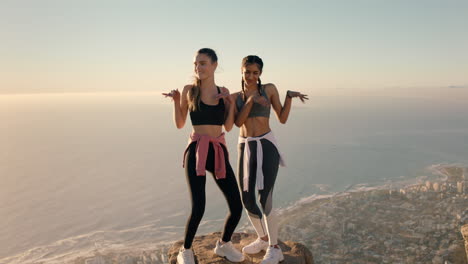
[2,164,467,263]
[278,164,468,263]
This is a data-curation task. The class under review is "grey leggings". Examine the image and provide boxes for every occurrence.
[238,138,280,244]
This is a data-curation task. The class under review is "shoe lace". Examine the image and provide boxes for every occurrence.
[253,238,265,246]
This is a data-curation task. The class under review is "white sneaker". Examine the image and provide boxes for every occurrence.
[242,238,269,254]
[177,247,195,264]
[261,246,284,264]
[214,240,245,262]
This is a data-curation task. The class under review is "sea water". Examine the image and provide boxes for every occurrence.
[1,92,467,263]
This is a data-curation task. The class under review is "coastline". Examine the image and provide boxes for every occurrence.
[278,164,468,263]
[2,164,467,264]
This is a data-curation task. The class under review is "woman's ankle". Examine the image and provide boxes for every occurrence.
[219,238,230,245]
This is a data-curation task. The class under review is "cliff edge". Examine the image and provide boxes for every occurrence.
[167,232,313,264]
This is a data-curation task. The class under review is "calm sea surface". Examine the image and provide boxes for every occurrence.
[1,92,468,262]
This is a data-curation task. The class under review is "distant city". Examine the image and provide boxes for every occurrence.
[279,166,468,263]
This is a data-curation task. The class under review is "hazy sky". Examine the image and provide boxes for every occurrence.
[1,0,467,97]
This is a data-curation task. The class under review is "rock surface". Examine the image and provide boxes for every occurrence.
[167,232,314,264]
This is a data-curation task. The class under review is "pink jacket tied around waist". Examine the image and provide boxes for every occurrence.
[183,132,228,179]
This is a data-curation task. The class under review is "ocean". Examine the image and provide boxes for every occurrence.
[1,92,468,263]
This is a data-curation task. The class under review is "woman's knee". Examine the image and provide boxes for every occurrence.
[231,200,243,216]
[190,203,205,220]
[259,193,273,215]
[242,199,259,215]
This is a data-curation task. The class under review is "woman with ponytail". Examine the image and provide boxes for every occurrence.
[232,55,308,264]
[163,48,244,264]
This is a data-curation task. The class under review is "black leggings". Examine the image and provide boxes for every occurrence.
[183,142,243,249]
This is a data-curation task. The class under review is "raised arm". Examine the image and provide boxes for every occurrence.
[175,85,191,128]
[217,87,235,132]
[269,83,308,124]
[269,84,291,124]
[163,85,190,129]
[234,92,254,127]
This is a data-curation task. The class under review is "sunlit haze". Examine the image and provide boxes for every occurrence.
[1,0,467,98]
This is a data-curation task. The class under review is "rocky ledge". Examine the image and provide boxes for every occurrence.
[167,232,314,264]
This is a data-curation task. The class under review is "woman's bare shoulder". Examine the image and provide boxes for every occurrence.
[263,83,277,90]
[263,83,278,97]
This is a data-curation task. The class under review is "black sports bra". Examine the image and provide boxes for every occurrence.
[190,86,225,126]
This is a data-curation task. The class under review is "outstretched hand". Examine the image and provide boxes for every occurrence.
[162,89,180,102]
[287,91,309,103]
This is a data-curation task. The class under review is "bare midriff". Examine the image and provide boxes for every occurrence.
[240,117,271,138]
[192,125,223,137]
